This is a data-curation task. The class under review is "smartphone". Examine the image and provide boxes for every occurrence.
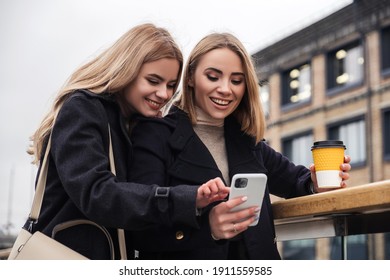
[228,173,267,226]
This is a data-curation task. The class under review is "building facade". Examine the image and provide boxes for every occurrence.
[253,0,390,259]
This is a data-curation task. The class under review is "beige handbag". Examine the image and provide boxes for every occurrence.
[8,126,127,260]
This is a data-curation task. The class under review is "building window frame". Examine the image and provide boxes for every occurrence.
[281,62,312,111]
[327,116,366,168]
[380,25,390,77]
[383,108,390,161]
[326,40,365,95]
[282,131,314,168]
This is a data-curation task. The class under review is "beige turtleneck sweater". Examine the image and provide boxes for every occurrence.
[193,107,230,186]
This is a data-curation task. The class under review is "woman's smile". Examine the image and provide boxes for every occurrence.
[210,97,231,106]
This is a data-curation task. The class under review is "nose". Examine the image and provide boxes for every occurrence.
[217,79,232,94]
[156,86,170,101]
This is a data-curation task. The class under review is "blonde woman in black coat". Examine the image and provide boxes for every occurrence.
[24,24,229,260]
[129,32,351,259]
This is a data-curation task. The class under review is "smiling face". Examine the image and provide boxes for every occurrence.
[190,48,246,121]
[123,58,180,117]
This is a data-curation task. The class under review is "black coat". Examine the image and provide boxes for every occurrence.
[24,90,200,259]
[129,106,312,259]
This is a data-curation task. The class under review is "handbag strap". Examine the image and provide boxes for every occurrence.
[29,125,127,259]
[29,133,52,220]
[107,127,127,260]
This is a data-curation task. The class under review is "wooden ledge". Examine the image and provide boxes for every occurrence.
[272,180,390,220]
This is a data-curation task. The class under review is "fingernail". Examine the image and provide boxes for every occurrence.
[254,207,261,212]
[242,196,248,201]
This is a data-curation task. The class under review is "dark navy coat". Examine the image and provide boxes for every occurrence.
[129,106,312,259]
[24,91,200,259]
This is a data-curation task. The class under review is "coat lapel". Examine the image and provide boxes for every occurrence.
[166,110,266,185]
[167,111,223,184]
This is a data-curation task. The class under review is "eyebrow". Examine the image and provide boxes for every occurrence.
[147,74,164,81]
[147,73,177,83]
[206,67,244,76]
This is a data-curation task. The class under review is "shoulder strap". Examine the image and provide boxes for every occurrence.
[108,126,127,260]
[29,125,127,259]
[29,134,52,221]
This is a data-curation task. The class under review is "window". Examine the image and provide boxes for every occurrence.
[282,239,316,260]
[259,82,270,117]
[327,41,364,92]
[383,108,390,160]
[328,117,366,166]
[386,233,390,259]
[282,63,311,107]
[381,26,390,75]
[282,133,313,168]
[330,235,367,260]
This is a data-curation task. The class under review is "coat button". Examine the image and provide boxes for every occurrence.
[176,230,184,240]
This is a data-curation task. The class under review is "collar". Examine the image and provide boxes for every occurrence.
[195,106,224,127]
[74,89,131,146]
[167,107,265,179]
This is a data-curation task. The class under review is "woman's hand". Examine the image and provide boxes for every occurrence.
[196,177,230,209]
[310,155,352,193]
[208,196,260,240]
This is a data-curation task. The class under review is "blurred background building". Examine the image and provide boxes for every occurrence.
[253,0,390,259]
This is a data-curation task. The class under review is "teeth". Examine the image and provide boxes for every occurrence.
[211,98,229,105]
[147,99,160,107]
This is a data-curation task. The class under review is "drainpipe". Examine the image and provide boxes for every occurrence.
[359,0,375,260]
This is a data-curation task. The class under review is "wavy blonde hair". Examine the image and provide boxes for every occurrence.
[178,32,265,143]
[29,23,183,164]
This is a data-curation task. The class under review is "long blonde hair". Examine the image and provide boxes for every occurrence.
[178,32,265,143]
[29,23,183,164]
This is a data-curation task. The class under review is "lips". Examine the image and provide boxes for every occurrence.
[145,98,163,110]
[210,97,231,106]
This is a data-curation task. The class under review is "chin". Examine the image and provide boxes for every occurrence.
[210,113,229,120]
[142,113,156,117]
[146,110,161,117]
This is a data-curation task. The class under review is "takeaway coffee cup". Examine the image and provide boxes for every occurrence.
[311,140,346,188]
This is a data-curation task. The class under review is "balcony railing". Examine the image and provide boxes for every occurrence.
[273,180,390,259]
[2,180,390,260]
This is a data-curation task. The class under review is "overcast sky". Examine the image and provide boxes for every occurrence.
[0,0,352,234]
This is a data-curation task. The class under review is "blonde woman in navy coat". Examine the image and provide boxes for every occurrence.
[24,24,229,260]
[129,32,351,259]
